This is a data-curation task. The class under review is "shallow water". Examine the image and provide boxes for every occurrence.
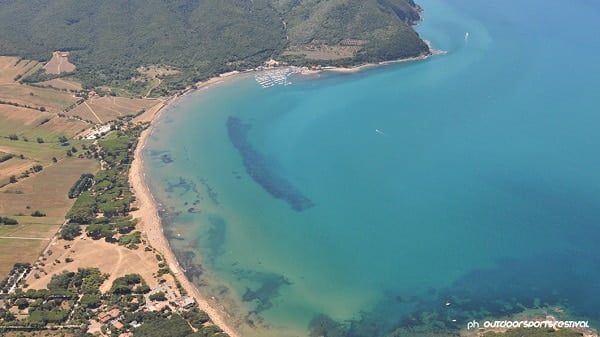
[143,0,600,336]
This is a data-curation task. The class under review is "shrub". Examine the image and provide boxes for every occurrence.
[0,217,19,225]
[31,210,46,217]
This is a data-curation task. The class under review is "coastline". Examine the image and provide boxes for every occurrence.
[321,40,444,73]
[129,84,242,337]
[126,49,440,337]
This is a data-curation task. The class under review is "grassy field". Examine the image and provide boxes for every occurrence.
[0,238,46,280]
[0,138,69,171]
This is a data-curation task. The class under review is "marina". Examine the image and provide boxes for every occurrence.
[254,68,299,88]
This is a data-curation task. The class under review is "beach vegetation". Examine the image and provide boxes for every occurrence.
[181,308,210,328]
[119,231,142,246]
[67,127,145,244]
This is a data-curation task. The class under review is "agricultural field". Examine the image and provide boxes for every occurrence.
[0,158,98,278]
[0,238,45,282]
[0,136,85,174]
[66,96,159,124]
[39,77,83,91]
[0,83,78,113]
[0,106,88,141]
[0,158,98,216]
[0,56,79,115]
[0,56,39,84]
[43,51,76,74]
[0,157,36,182]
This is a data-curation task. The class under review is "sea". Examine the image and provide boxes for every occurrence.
[142,0,600,336]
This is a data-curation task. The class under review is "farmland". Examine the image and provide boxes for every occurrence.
[0,54,161,281]
[0,158,98,276]
[0,57,39,84]
[43,51,76,74]
[0,56,102,279]
[0,105,88,141]
[66,96,158,124]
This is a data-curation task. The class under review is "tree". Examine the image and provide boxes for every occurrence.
[9,175,17,183]
[15,298,29,310]
[149,291,166,302]
[31,210,46,217]
[60,223,81,240]
[86,223,113,240]
[80,294,101,308]
[0,217,18,225]
[36,137,44,143]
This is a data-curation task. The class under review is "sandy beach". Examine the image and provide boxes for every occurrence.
[129,88,242,337]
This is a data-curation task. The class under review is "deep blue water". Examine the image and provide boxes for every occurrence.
[143,0,600,336]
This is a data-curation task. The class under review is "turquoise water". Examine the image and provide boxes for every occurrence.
[143,0,600,336]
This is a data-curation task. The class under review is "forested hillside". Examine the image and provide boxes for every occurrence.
[0,0,429,93]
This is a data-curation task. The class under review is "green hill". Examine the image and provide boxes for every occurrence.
[0,0,429,93]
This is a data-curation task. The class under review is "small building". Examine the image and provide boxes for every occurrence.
[146,301,169,312]
[98,312,111,323]
[108,308,121,318]
[112,320,124,330]
[174,296,195,309]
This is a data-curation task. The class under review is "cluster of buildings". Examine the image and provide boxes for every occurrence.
[92,284,195,335]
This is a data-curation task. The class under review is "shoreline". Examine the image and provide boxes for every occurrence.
[320,40,445,74]
[129,88,242,337]
[126,49,441,337]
